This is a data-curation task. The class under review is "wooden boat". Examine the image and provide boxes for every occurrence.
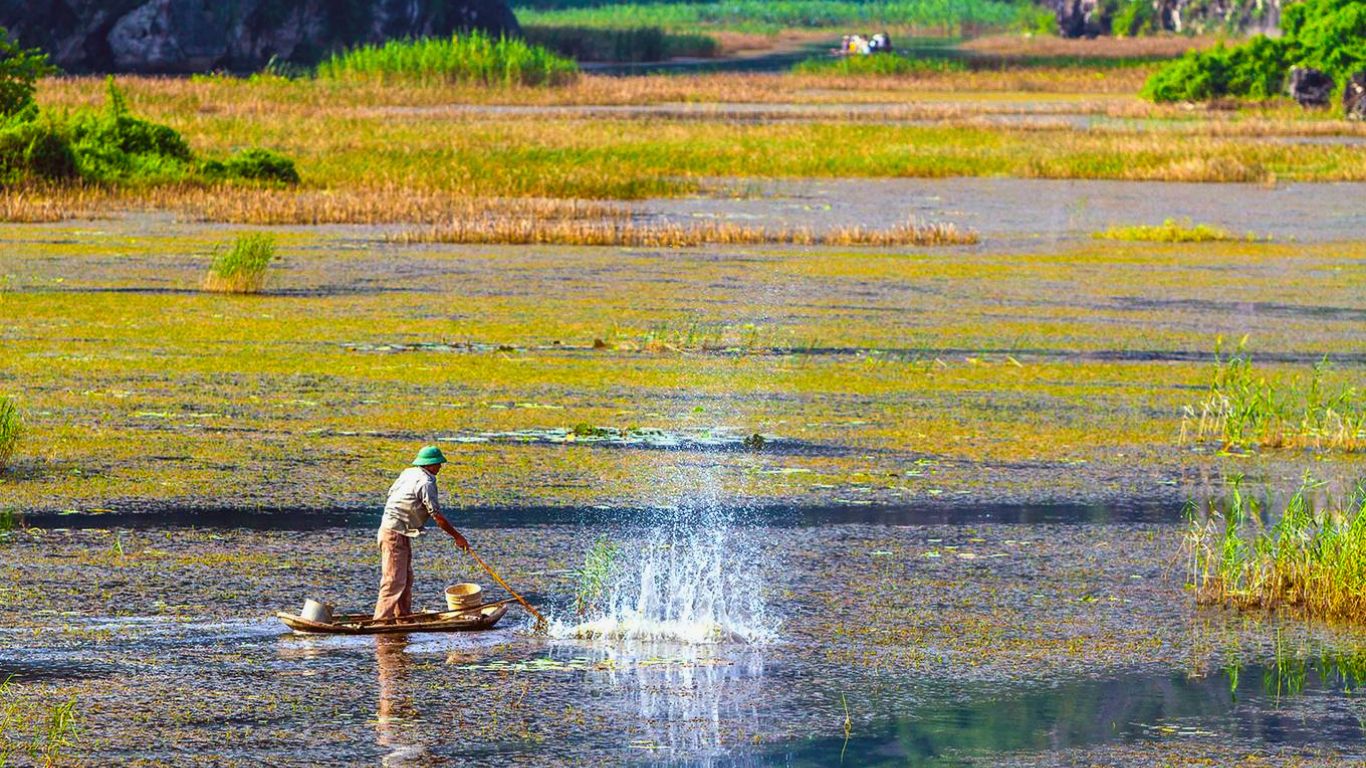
[277,600,511,634]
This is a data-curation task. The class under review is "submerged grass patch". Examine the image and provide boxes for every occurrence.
[1187,475,1366,624]
[0,676,79,767]
[203,233,275,294]
[1181,339,1365,453]
[316,32,579,87]
[1093,218,1249,243]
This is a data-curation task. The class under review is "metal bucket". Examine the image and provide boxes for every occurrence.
[301,598,334,624]
[445,583,482,612]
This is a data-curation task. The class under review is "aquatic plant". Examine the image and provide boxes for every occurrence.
[203,233,276,294]
[316,32,579,87]
[1093,218,1247,243]
[0,396,21,473]
[1181,338,1365,452]
[574,535,620,616]
[1187,474,1366,623]
[0,509,21,543]
[0,675,79,767]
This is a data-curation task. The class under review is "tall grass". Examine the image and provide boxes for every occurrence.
[517,0,1030,36]
[1187,475,1366,623]
[317,32,578,87]
[1181,338,1365,453]
[0,396,22,474]
[203,234,275,294]
[575,536,620,616]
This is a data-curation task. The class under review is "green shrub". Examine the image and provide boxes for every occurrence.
[0,116,79,184]
[202,148,300,184]
[317,32,579,87]
[0,395,22,473]
[1143,0,1366,102]
[0,28,56,118]
[204,233,276,294]
[66,78,193,182]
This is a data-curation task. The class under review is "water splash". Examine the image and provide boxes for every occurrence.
[551,482,778,644]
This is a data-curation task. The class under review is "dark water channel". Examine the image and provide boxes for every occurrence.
[6,510,1366,765]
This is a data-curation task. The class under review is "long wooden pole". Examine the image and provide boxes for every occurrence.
[465,546,547,629]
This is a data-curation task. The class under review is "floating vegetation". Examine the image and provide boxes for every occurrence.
[0,395,22,473]
[439,426,779,451]
[1181,338,1365,453]
[340,341,520,354]
[393,216,978,247]
[1187,474,1366,624]
[316,32,579,88]
[203,233,275,294]
[1093,218,1251,243]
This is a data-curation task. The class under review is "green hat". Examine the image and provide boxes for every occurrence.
[412,446,447,466]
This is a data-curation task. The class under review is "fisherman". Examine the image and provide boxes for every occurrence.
[373,446,470,620]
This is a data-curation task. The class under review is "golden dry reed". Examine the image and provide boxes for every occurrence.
[393,216,977,247]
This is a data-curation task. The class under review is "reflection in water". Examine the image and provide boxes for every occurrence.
[375,636,429,766]
[568,642,768,762]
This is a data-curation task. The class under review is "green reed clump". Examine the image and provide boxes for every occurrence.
[317,32,579,87]
[1181,338,1365,452]
[0,396,22,473]
[574,535,619,616]
[1187,474,1366,623]
[0,509,21,542]
[1093,218,1246,243]
[793,53,965,76]
[204,233,276,294]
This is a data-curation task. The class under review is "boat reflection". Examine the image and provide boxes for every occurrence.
[375,635,429,766]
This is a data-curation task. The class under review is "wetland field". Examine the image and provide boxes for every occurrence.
[3,39,1366,767]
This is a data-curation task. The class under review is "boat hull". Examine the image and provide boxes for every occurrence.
[277,602,509,634]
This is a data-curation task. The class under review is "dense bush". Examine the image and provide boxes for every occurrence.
[317,32,579,86]
[202,148,300,184]
[0,69,301,186]
[1142,0,1366,102]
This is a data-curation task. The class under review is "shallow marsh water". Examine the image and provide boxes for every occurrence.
[5,514,1366,766]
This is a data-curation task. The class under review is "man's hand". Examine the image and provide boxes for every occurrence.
[432,512,470,551]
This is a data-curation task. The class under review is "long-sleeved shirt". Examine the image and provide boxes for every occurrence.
[379,467,441,538]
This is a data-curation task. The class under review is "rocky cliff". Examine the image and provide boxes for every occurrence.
[0,0,520,74]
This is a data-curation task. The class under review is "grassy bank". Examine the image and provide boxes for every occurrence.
[316,32,579,87]
[516,0,1033,36]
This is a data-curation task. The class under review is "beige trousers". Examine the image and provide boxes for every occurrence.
[374,529,415,620]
